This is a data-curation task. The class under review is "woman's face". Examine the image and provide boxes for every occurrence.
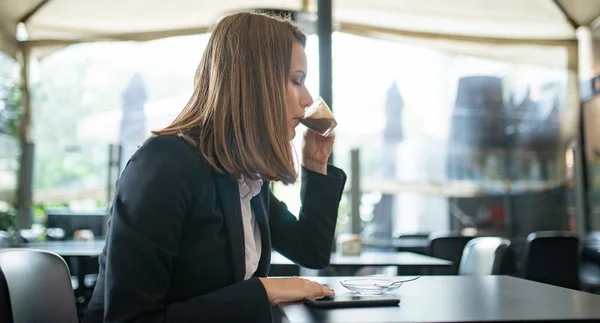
[286,42,313,140]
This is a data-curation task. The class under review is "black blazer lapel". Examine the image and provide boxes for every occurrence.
[252,186,272,276]
[214,173,245,282]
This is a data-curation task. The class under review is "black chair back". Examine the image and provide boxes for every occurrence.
[428,232,476,275]
[459,237,511,275]
[0,265,13,323]
[0,249,78,323]
[524,231,579,290]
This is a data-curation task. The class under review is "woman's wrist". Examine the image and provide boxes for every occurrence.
[302,158,327,175]
[258,277,278,304]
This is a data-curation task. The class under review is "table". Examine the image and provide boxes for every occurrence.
[15,242,450,268]
[278,276,600,323]
[271,251,451,275]
[16,242,451,287]
[15,240,105,257]
[15,240,105,298]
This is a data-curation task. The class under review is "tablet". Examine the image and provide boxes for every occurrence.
[304,295,400,309]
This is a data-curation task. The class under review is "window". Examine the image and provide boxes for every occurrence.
[276,32,571,239]
[333,33,569,238]
[31,35,209,210]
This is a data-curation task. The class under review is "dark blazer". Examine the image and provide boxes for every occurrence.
[83,135,347,323]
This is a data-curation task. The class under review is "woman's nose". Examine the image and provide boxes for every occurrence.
[302,91,314,109]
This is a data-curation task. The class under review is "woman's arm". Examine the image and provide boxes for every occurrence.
[269,165,347,269]
[102,137,272,323]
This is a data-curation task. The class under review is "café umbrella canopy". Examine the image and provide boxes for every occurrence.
[0,0,600,60]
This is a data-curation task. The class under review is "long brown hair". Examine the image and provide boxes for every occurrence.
[153,12,306,184]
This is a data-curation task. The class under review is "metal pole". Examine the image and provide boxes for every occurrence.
[317,0,333,163]
[576,26,592,233]
[16,43,33,229]
[16,143,33,230]
[106,144,115,207]
[351,149,361,234]
[573,140,588,236]
[104,143,122,234]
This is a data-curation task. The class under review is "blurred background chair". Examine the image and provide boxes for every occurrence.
[45,227,66,241]
[580,231,600,293]
[524,231,579,290]
[0,230,10,248]
[427,231,476,275]
[458,237,512,275]
[0,249,77,323]
[16,229,40,243]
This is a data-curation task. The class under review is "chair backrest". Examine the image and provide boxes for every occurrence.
[0,231,10,248]
[17,229,40,243]
[0,249,78,323]
[584,231,600,248]
[0,265,13,323]
[428,232,476,275]
[458,237,511,275]
[524,231,580,290]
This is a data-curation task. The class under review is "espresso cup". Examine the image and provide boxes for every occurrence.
[299,97,337,137]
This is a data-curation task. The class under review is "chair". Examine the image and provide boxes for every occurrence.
[524,231,579,290]
[428,232,476,275]
[0,230,10,248]
[458,237,512,275]
[0,265,13,323]
[46,227,66,241]
[580,231,600,293]
[582,231,600,262]
[16,229,38,243]
[584,231,600,244]
[0,249,78,323]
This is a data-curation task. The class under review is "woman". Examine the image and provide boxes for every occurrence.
[83,11,347,323]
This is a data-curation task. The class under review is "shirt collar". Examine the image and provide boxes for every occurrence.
[238,175,263,201]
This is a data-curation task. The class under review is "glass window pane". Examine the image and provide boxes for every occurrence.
[0,52,20,215]
[310,32,570,238]
[31,35,209,212]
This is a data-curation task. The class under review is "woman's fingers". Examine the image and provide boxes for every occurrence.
[308,281,334,297]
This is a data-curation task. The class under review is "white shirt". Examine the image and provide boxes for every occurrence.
[238,176,263,280]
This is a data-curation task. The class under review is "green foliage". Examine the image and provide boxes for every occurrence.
[29,38,202,197]
[0,202,16,231]
[0,83,21,138]
[0,53,21,220]
[0,53,21,139]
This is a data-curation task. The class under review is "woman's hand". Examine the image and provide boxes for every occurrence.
[258,276,334,304]
[301,130,335,175]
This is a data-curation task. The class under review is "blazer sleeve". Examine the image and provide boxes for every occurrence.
[269,165,347,269]
[102,139,271,323]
